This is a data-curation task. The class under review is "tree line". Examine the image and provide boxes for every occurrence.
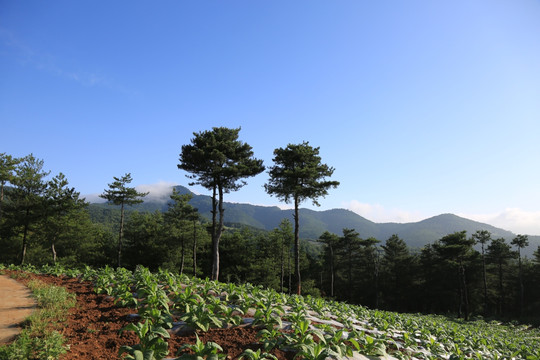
[317,229,540,322]
[2,127,540,323]
[1,126,339,294]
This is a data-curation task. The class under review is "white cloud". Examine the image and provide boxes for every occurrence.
[82,193,106,203]
[135,181,177,203]
[460,208,540,236]
[344,201,540,235]
[343,200,426,224]
[83,181,178,204]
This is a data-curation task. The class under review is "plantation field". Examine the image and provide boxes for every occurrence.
[1,264,539,360]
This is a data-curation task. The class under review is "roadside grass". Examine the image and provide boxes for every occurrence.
[0,274,76,360]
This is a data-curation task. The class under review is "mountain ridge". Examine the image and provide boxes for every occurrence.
[87,185,540,257]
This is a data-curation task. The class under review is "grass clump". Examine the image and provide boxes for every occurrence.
[0,277,76,360]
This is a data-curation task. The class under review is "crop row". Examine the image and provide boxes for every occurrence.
[4,263,540,360]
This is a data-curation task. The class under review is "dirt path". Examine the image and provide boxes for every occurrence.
[0,275,36,344]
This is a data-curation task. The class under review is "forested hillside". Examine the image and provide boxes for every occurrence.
[3,152,540,325]
[88,185,537,256]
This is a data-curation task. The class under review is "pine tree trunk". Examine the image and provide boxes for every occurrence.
[180,235,185,275]
[498,260,504,315]
[0,183,4,222]
[461,264,470,321]
[20,209,30,265]
[288,243,292,295]
[348,243,353,302]
[330,245,334,298]
[374,258,380,309]
[51,236,57,264]
[518,249,524,316]
[211,185,218,279]
[280,239,284,293]
[192,219,197,277]
[211,185,224,281]
[117,203,125,268]
[457,266,463,319]
[294,196,301,295]
[481,244,488,315]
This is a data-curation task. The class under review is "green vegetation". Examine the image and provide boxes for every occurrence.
[101,173,149,267]
[265,141,340,295]
[3,264,540,359]
[175,334,226,360]
[2,129,540,325]
[15,264,540,360]
[178,127,265,281]
[0,273,76,360]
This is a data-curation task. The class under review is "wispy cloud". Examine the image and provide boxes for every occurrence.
[0,28,133,93]
[344,199,540,236]
[83,181,178,204]
[135,181,178,203]
[82,193,106,203]
[343,200,425,224]
[460,208,540,236]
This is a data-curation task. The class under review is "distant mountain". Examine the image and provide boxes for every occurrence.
[88,185,540,257]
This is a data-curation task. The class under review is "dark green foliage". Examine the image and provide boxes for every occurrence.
[178,127,264,281]
[265,141,339,295]
[0,152,22,222]
[100,173,148,267]
[380,234,419,312]
[318,231,339,297]
[486,238,516,315]
[512,234,529,315]
[432,231,478,320]
[44,173,87,263]
[4,154,50,264]
[4,149,540,324]
[0,154,114,267]
[89,187,538,256]
[163,190,200,275]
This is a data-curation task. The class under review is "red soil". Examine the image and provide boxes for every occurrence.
[3,271,294,360]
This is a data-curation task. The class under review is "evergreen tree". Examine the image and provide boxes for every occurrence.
[337,228,363,302]
[486,238,515,315]
[360,236,381,307]
[265,141,339,295]
[271,219,294,293]
[0,153,22,222]
[178,127,264,281]
[511,234,529,316]
[318,231,339,297]
[123,211,166,270]
[44,173,87,263]
[381,234,417,312]
[420,243,449,313]
[433,231,477,320]
[100,173,148,267]
[472,230,492,315]
[6,154,50,265]
[164,189,199,275]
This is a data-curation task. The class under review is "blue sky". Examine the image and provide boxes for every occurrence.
[2,1,540,235]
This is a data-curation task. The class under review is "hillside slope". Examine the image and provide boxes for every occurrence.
[87,185,539,256]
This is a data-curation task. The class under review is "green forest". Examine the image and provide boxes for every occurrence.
[2,128,540,325]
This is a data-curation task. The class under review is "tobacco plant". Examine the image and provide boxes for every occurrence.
[252,299,284,330]
[119,319,170,360]
[257,328,286,351]
[174,334,225,360]
[238,348,277,360]
[180,302,223,332]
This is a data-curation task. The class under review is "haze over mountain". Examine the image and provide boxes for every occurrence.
[88,185,540,257]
